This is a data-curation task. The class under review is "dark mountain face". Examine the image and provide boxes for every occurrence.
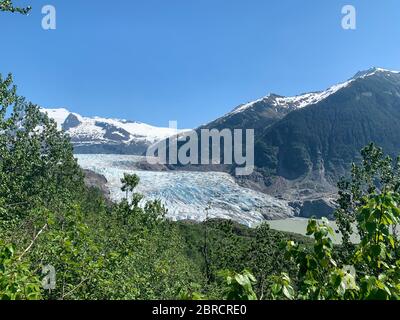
[255,70,400,183]
[62,113,82,131]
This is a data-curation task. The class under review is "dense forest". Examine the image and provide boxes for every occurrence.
[2,1,400,300]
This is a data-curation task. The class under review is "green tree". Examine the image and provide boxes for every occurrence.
[219,269,257,300]
[0,0,31,14]
[121,173,140,200]
[274,197,400,300]
[272,218,359,300]
[0,2,200,301]
[335,143,400,256]
[248,223,297,299]
[0,74,84,224]
[271,144,400,300]
[0,241,42,300]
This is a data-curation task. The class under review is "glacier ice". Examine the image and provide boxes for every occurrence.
[41,108,189,145]
[76,154,293,226]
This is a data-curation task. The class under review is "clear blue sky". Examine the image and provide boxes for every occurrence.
[1,0,399,128]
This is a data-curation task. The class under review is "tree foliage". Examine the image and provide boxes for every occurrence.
[335,143,400,249]
[0,76,200,300]
[0,0,31,14]
[272,144,400,300]
[0,74,84,224]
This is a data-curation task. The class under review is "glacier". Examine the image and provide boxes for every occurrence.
[76,154,294,226]
[42,107,188,144]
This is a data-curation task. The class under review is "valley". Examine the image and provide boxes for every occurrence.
[78,154,355,242]
[46,67,400,237]
[3,0,400,302]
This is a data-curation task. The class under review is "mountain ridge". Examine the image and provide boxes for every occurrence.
[41,108,189,155]
[218,67,399,123]
[197,68,399,139]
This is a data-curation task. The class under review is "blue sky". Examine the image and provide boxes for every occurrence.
[1,0,399,128]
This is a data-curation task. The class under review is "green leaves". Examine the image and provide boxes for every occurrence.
[335,143,400,250]
[354,192,400,276]
[0,75,85,224]
[0,0,31,14]
[219,269,258,300]
[121,173,140,194]
[0,241,42,300]
[271,273,295,300]
[272,175,400,300]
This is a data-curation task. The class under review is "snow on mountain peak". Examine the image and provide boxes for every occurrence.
[270,79,353,109]
[230,67,400,116]
[352,67,400,80]
[40,108,71,130]
[231,78,353,115]
[41,108,190,148]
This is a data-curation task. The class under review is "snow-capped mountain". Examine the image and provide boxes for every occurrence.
[230,67,399,115]
[251,67,400,201]
[189,67,400,218]
[41,108,189,155]
[201,67,400,134]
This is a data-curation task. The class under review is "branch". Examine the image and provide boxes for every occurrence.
[61,278,89,300]
[18,223,48,261]
[5,201,29,208]
[0,0,31,14]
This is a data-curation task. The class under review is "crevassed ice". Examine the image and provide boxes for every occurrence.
[76,154,293,226]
